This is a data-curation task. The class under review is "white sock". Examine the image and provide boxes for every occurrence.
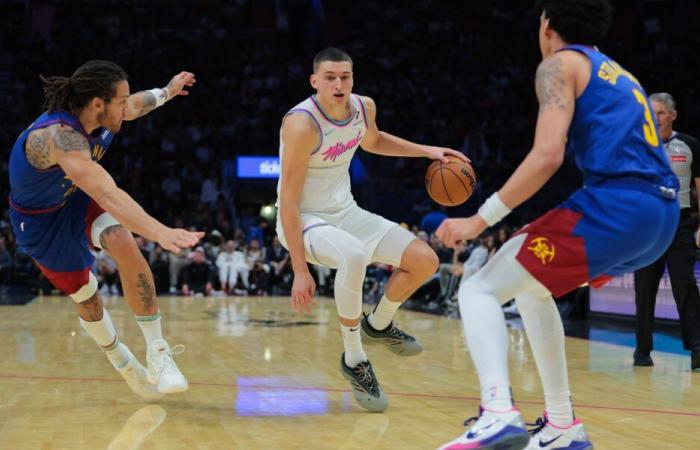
[105,343,131,369]
[368,295,402,330]
[516,291,574,427]
[341,323,367,368]
[459,282,513,412]
[80,308,130,369]
[134,311,163,346]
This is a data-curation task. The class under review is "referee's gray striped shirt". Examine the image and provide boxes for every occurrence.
[663,132,700,209]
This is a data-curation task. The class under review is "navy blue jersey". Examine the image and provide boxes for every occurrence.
[9,110,113,212]
[560,45,678,194]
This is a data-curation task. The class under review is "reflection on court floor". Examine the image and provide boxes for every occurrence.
[0,295,697,449]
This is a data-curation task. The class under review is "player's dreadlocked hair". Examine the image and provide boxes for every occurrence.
[535,0,613,45]
[40,60,128,113]
[313,47,353,72]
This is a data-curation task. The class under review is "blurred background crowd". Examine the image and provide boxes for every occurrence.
[2,0,699,312]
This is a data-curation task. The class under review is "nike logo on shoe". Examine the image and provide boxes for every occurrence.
[539,435,562,447]
[466,421,494,439]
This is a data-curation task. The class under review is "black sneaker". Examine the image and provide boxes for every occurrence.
[360,313,423,356]
[633,349,654,367]
[691,344,700,371]
[339,353,388,412]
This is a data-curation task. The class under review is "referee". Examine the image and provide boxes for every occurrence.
[634,92,700,370]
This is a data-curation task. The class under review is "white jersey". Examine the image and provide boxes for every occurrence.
[276,94,368,214]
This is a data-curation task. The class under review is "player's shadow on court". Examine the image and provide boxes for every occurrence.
[107,405,166,450]
[337,413,390,450]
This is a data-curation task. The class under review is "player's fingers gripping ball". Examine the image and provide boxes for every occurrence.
[425,156,476,206]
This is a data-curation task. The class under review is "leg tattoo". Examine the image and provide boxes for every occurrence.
[99,224,124,251]
[78,293,104,321]
[136,273,155,310]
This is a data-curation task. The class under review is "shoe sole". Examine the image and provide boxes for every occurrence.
[442,433,529,450]
[158,383,189,394]
[483,433,529,450]
[362,334,424,356]
[633,362,654,367]
[123,380,165,402]
[360,326,424,356]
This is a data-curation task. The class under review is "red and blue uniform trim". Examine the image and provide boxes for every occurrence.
[515,184,678,297]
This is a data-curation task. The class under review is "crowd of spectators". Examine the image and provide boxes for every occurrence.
[2,1,699,306]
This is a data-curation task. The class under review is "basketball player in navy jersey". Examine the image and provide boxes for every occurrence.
[276,47,467,411]
[436,1,679,449]
[8,61,203,400]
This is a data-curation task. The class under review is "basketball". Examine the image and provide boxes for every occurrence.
[425,156,476,206]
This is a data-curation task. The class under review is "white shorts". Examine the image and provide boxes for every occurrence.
[277,205,414,268]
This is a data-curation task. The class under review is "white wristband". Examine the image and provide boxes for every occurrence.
[146,88,169,107]
[478,192,511,226]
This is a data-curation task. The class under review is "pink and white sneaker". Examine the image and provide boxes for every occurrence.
[526,415,593,449]
[438,406,529,450]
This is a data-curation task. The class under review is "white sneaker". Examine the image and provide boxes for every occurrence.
[526,416,593,449]
[115,345,164,401]
[146,339,188,394]
[438,406,529,450]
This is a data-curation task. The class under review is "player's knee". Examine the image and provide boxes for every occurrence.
[423,248,440,276]
[457,276,487,308]
[343,246,369,269]
[70,272,99,304]
[101,227,141,260]
[403,241,439,278]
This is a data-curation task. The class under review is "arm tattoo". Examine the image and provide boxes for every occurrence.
[98,224,124,251]
[25,129,53,169]
[133,91,158,118]
[535,55,570,112]
[53,127,90,153]
[136,273,156,310]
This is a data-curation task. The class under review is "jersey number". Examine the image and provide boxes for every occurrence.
[633,89,659,147]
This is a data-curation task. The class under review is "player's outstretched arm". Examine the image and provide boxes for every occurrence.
[49,125,203,252]
[436,52,579,248]
[124,71,196,121]
[279,113,319,313]
[358,96,467,163]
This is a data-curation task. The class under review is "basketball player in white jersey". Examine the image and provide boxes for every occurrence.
[276,47,467,411]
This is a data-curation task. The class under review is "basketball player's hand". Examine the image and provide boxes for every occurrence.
[165,71,196,98]
[291,271,317,314]
[424,146,470,164]
[436,215,487,248]
[158,228,205,253]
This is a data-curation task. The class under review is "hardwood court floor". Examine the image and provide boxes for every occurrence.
[0,295,698,449]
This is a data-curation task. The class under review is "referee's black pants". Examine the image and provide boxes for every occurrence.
[634,209,700,353]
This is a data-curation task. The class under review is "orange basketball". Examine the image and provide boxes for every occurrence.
[425,156,476,206]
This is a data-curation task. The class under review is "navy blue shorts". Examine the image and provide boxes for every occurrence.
[515,185,679,297]
[9,191,105,295]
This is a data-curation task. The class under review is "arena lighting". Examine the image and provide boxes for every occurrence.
[260,204,277,220]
